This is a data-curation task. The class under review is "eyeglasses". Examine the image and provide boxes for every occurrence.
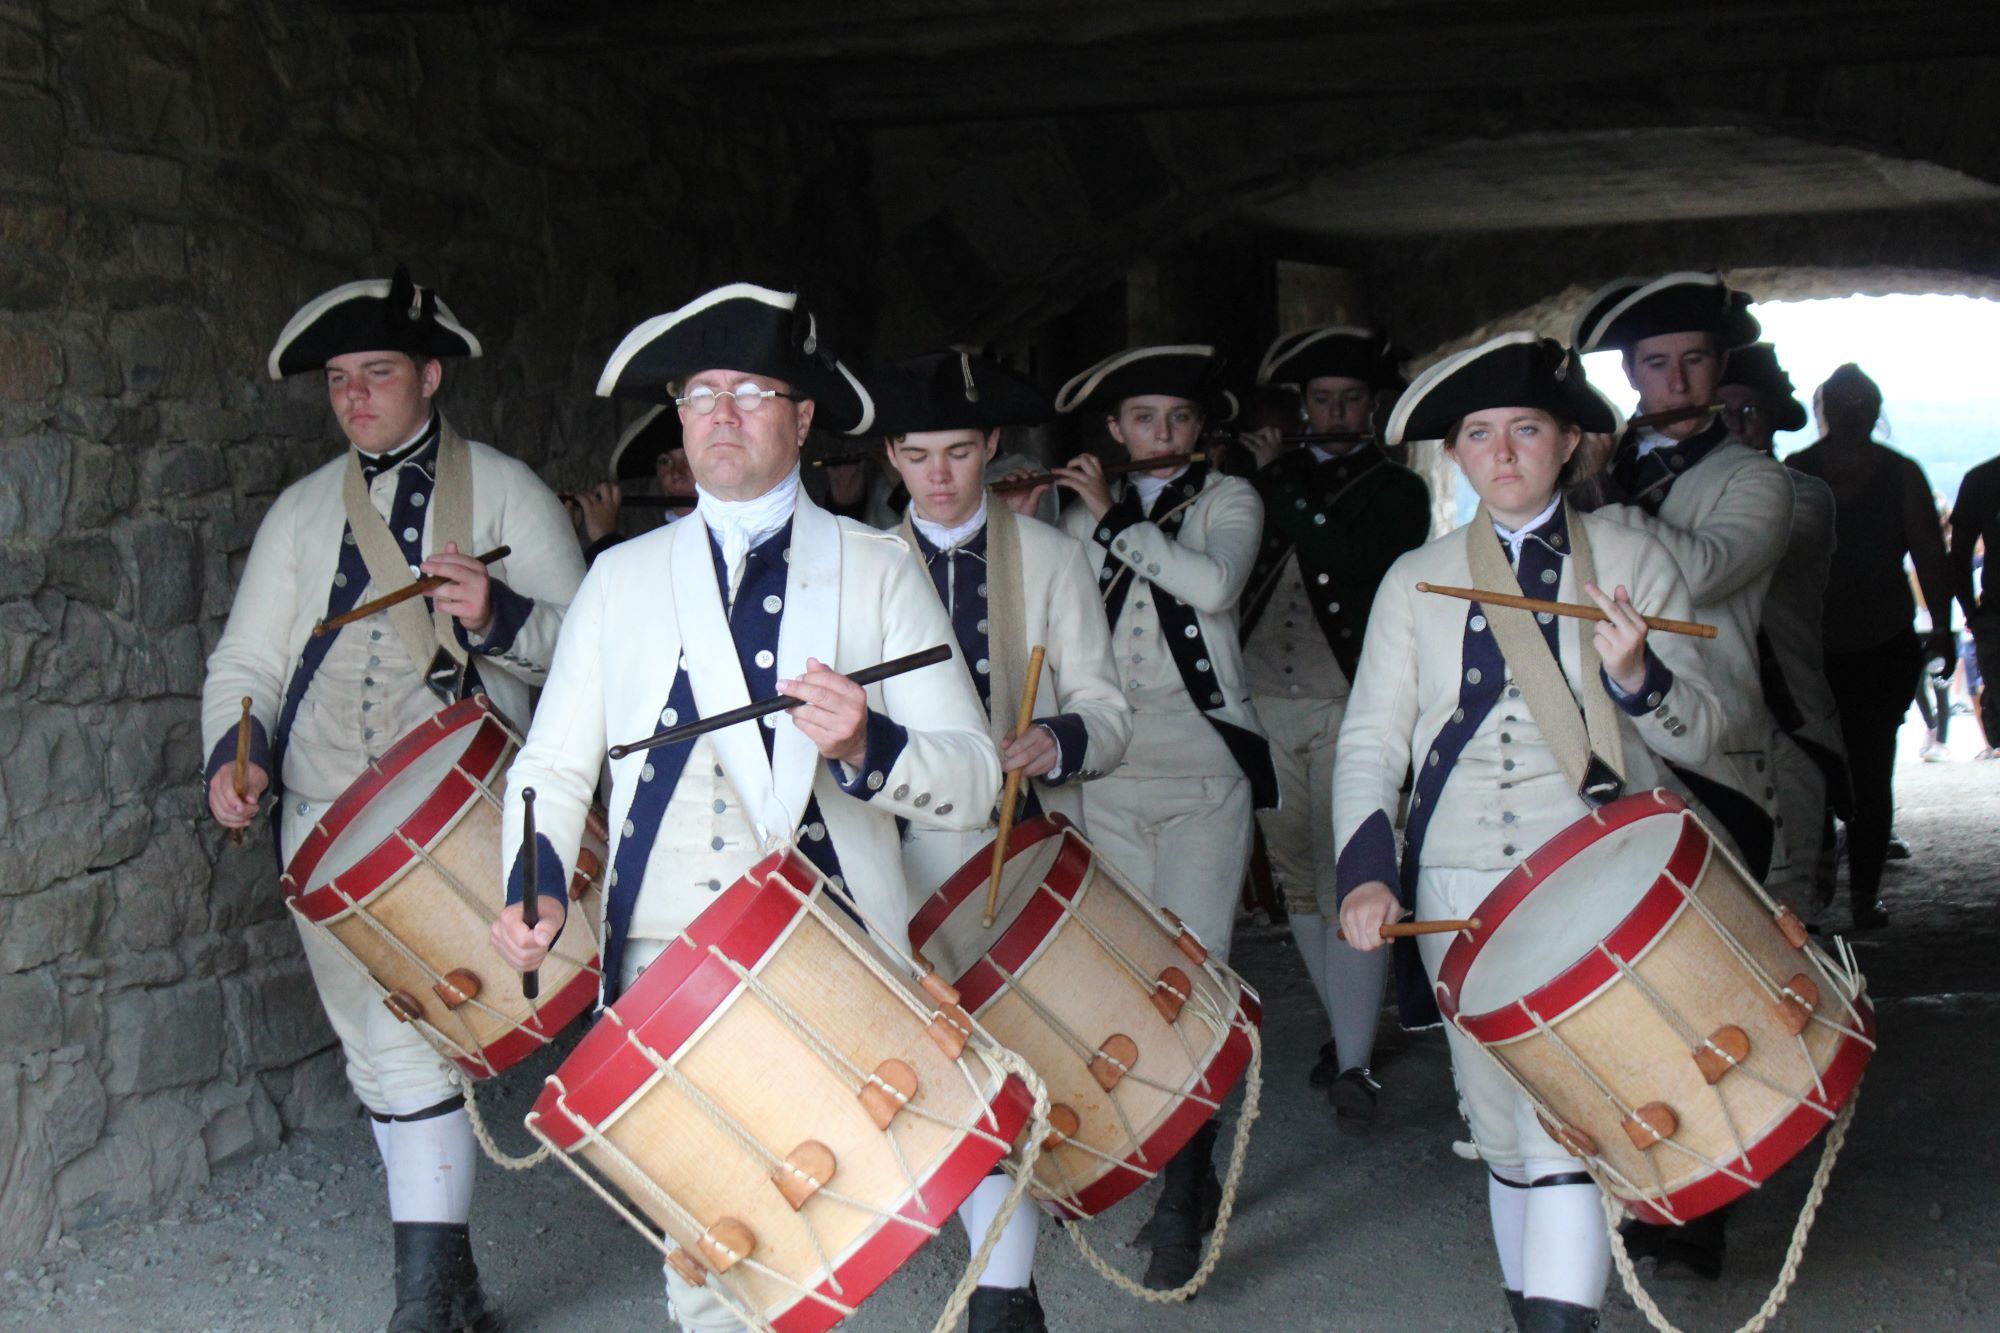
[675,382,802,416]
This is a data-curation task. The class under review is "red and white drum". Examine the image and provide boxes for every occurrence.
[528,847,1033,1333]
[281,697,607,1079]
[1434,789,1876,1225]
[908,816,1261,1219]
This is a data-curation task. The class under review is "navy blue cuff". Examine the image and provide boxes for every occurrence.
[1088,506,1146,556]
[1335,808,1405,907]
[205,716,272,786]
[832,709,910,799]
[503,830,570,943]
[1036,713,1088,785]
[1600,648,1674,717]
[462,577,534,656]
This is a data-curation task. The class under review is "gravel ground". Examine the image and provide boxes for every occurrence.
[5,723,1994,1332]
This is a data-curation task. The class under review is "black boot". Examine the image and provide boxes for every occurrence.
[967,1282,1048,1333]
[1504,1288,1526,1329]
[1516,1296,1599,1331]
[1307,1039,1340,1088]
[1131,1153,1221,1248]
[1328,1066,1380,1132]
[1142,1122,1218,1292]
[389,1222,498,1332]
[1617,1218,1665,1263]
[1850,898,1891,930]
[1655,1208,1727,1281]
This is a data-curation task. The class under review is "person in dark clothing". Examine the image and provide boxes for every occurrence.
[1950,456,2000,751]
[1787,364,1955,929]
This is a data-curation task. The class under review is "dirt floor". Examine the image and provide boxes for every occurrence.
[5,716,1995,1332]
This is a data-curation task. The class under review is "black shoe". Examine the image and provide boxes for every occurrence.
[1133,1126,1221,1247]
[1307,1039,1340,1089]
[1850,901,1891,931]
[1885,833,1911,861]
[1516,1296,1599,1331]
[1139,1123,1218,1293]
[389,1222,498,1333]
[1616,1218,1665,1263]
[1654,1210,1726,1282]
[967,1282,1048,1333]
[1329,1066,1380,1132]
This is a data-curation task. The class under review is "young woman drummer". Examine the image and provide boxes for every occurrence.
[1333,333,1726,1333]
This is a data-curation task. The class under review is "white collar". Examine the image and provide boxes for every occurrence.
[1491,494,1562,563]
[1635,428,1677,458]
[697,465,801,578]
[1130,465,1189,511]
[912,496,987,553]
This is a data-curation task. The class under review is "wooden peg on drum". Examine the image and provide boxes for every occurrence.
[983,645,1047,928]
[1337,916,1480,941]
[228,695,253,847]
[519,786,540,1002]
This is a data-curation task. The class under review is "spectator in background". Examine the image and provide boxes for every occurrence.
[1951,450,2000,756]
[1788,364,1956,929]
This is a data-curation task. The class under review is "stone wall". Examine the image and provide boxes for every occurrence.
[0,0,869,1259]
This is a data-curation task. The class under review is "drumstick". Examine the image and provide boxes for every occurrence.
[1337,917,1480,940]
[1415,583,1718,639]
[229,696,253,847]
[990,451,1208,494]
[983,645,1047,929]
[519,786,540,1002]
[606,644,954,760]
[312,545,511,636]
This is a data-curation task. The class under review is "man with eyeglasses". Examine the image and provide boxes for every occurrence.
[486,282,1000,1333]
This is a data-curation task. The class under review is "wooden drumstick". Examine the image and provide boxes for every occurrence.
[229,696,253,847]
[312,545,511,636]
[1337,917,1480,940]
[983,645,1047,929]
[519,787,540,1002]
[1415,583,1718,639]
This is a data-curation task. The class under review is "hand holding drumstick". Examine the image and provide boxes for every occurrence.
[1337,881,1478,950]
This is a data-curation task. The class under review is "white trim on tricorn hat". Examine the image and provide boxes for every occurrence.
[1386,332,1623,447]
[1571,270,1760,354]
[1255,324,1403,390]
[594,281,875,434]
[608,404,682,482]
[266,269,481,381]
[1053,343,1230,418]
[865,350,1054,438]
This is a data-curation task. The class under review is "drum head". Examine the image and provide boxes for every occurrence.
[907,816,1071,983]
[1447,794,1700,1022]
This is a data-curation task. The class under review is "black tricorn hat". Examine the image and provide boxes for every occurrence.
[864,351,1055,438]
[1256,325,1408,393]
[595,282,875,434]
[1053,344,1238,424]
[266,265,481,380]
[1571,272,1761,355]
[607,405,683,482]
[1720,343,1809,433]
[1386,333,1622,447]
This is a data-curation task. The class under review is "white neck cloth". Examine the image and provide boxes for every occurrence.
[1491,493,1562,565]
[1131,465,1187,512]
[697,465,801,580]
[912,496,988,553]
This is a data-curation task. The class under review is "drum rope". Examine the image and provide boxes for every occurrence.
[459,1075,551,1170]
[304,893,497,1076]
[927,1045,1053,1333]
[1606,1088,1860,1333]
[1074,847,1237,1034]
[1058,1019,1263,1304]
[394,828,603,981]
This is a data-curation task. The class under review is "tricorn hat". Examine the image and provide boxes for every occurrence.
[1386,333,1622,447]
[266,265,481,380]
[1053,344,1238,424]
[864,351,1054,438]
[1720,343,1809,433]
[607,405,683,483]
[595,282,875,434]
[1256,325,1408,393]
[1571,271,1761,355]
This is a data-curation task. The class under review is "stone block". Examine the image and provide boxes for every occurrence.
[109,823,206,952]
[108,308,216,399]
[0,600,49,689]
[0,16,45,84]
[0,705,101,823]
[58,13,202,147]
[0,873,105,972]
[43,532,122,612]
[35,1049,107,1171]
[66,146,185,214]
[0,436,67,539]
[0,89,60,181]
[0,250,63,310]
[222,961,333,1073]
[101,979,222,1095]
[64,443,137,529]
[0,971,62,1053]
[0,1065,60,1261]
[264,1047,352,1131]
[0,197,64,249]
[197,14,285,152]
[122,516,200,628]
[0,327,61,401]
[0,540,42,599]
[54,1091,208,1231]
[207,833,286,932]
[199,1077,281,1169]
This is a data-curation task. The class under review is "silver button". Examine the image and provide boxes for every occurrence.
[893,783,910,800]
[714,764,725,776]
[754,649,775,669]
[1470,615,1486,631]
[914,793,931,808]
[608,868,618,888]
[1195,658,1210,671]
[411,493,425,507]
[1312,513,1326,525]
[333,572,347,588]
[977,583,988,597]
[363,728,375,740]
[1540,569,1557,585]
[1328,602,1340,614]
[403,527,419,543]
[1146,564,1160,575]
[1502,844,1517,856]
[1182,625,1198,639]
[661,708,679,726]
[707,878,722,892]
[866,772,885,790]
[1502,759,1515,771]
[976,619,989,634]
[830,876,845,891]
[1209,691,1223,704]
[364,676,376,687]
[1646,692,1663,708]
[1316,573,1330,585]
[1507,686,1520,699]
[641,763,655,782]
[763,594,782,613]
[368,656,380,668]
[808,822,826,840]
[344,532,356,545]
[622,819,636,837]
[710,837,725,851]
[1452,708,1465,723]
[409,564,421,577]
[975,658,990,674]
[712,799,727,814]
[370,630,382,641]
[936,803,953,815]
[1466,668,1482,685]
[296,800,309,815]
[1537,612,1554,624]
[1295,498,1307,510]
[1428,751,1439,767]
[361,701,373,712]
[762,714,779,729]
[1502,812,1516,824]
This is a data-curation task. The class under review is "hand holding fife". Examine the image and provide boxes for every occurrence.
[207,763,269,829]
[777,657,871,768]
[1050,454,1114,521]
[1583,581,1650,695]
[420,540,494,635]
[993,469,1050,517]
[1337,881,1402,952]
[567,483,623,543]
[1241,425,1285,470]
[489,897,566,973]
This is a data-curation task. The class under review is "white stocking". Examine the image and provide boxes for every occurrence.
[1520,1161,1610,1309]
[381,1108,477,1224]
[1323,929,1389,1072]
[1288,912,1333,1031]
[957,1175,1037,1289]
[1486,1169,1527,1292]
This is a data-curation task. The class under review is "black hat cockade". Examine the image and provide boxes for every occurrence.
[1571,271,1761,355]
[266,265,481,380]
[1053,344,1239,424]
[1255,325,1408,393]
[595,282,875,435]
[1720,343,1809,433]
[607,405,682,482]
[1386,333,1622,448]
[864,351,1055,439]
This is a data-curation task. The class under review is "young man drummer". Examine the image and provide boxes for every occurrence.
[1240,326,1433,1127]
[867,350,1132,1333]
[486,283,1001,1333]
[1051,344,1274,1291]
[1336,334,1724,1333]
[1572,273,1791,883]
[200,267,585,1331]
